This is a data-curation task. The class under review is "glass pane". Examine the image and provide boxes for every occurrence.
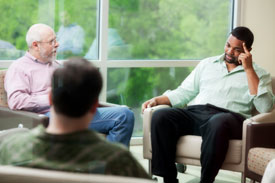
[0,0,98,60]
[0,0,37,60]
[108,0,233,60]
[56,0,98,60]
[107,67,194,137]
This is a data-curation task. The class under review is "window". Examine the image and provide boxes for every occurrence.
[107,67,194,136]
[0,0,237,137]
[0,0,98,60]
[106,0,235,136]
[108,0,233,60]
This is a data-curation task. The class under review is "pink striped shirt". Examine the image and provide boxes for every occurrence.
[4,52,60,113]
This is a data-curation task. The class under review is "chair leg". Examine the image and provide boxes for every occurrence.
[148,160,159,181]
[148,159,152,177]
[241,173,246,183]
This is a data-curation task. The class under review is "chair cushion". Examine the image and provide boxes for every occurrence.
[0,70,8,107]
[149,135,243,164]
[248,147,275,176]
[176,136,242,164]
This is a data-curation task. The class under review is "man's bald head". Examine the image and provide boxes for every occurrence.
[26,24,54,48]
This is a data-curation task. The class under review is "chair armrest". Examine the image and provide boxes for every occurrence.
[0,106,49,130]
[242,108,275,170]
[0,128,30,142]
[242,108,275,148]
[98,101,128,108]
[246,122,275,149]
[249,108,275,123]
[142,105,170,159]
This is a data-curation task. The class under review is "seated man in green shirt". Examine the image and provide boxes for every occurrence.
[0,57,150,179]
[142,26,275,183]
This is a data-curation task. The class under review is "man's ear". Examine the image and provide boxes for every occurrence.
[32,41,39,50]
[90,99,99,114]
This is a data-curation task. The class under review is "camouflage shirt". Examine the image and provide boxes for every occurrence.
[0,125,150,179]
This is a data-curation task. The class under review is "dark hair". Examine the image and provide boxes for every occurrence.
[231,26,254,49]
[51,57,102,117]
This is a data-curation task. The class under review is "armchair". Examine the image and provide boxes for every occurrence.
[244,120,275,182]
[0,70,48,130]
[143,77,275,183]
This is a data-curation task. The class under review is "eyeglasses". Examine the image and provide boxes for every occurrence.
[37,38,57,46]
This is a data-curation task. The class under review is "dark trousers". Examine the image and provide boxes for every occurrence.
[151,104,245,183]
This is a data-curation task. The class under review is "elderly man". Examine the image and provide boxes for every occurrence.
[142,27,274,183]
[5,24,134,147]
[0,57,150,179]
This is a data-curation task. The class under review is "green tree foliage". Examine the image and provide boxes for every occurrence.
[109,0,231,59]
[107,0,232,107]
[54,0,97,56]
[0,0,97,59]
[107,67,193,108]
[0,0,38,51]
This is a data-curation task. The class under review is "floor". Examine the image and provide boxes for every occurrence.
[130,145,243,183]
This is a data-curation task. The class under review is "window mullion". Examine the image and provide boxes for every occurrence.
[233,0,243,27]
[98,0,109,102]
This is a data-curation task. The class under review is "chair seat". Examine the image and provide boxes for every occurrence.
[247,147,275,176]
[149,134,243,164]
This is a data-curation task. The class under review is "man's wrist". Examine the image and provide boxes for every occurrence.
[153,97,160,105]
[244,67,255,74]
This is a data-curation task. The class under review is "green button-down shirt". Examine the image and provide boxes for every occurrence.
[164,54,274,118]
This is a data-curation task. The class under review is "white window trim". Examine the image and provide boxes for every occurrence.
[233,0,243,27]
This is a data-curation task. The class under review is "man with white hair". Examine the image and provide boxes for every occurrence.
[4,23,134,147]
[5,24,59,114]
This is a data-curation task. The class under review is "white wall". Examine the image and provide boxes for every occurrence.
[241,0,275,76]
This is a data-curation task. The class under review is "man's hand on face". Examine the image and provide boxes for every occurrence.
[238,43,253,70]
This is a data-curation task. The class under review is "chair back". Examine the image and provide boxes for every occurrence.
[0,128,30,143]
[0,166,155,183]
[0,70,8,107]
[271,76,275,94]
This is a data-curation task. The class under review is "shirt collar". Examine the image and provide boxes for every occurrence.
[25,52,52,65]
[212,54,226,63]
[212,53,244,73]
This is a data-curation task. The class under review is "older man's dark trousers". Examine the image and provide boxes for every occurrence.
[151,104,245,183]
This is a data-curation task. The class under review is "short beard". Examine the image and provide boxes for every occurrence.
[39,46,56,63]
[224,53,239,66]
